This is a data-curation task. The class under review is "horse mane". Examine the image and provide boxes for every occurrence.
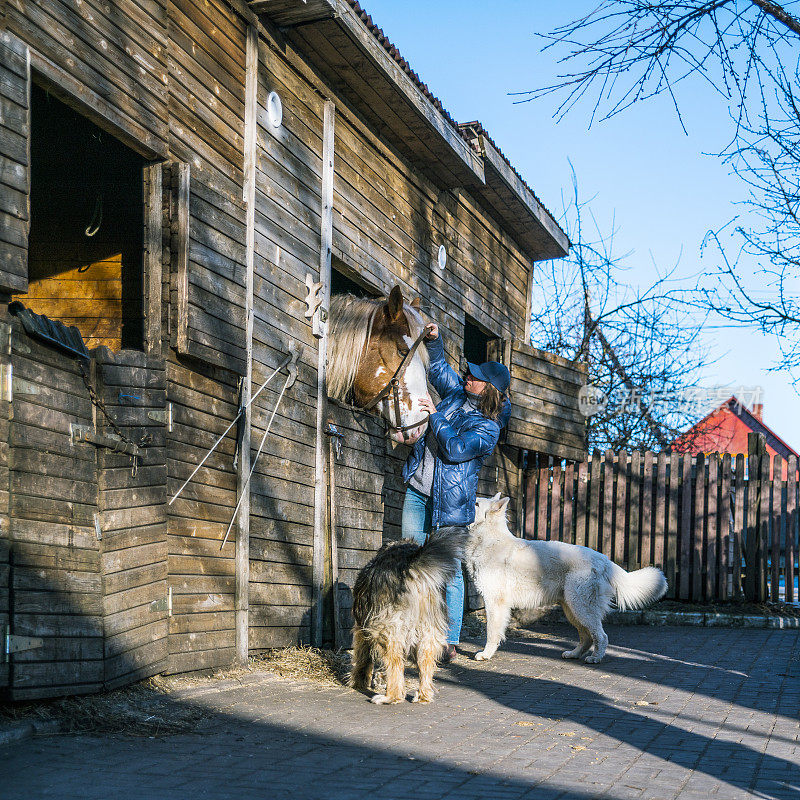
[327,293,428,402]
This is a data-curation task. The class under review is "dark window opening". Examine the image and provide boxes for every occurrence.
[331,259,381,298]
[463,316,494,369]
[16,84,146,351]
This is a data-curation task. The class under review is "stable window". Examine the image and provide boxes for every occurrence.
[331,259,381,298]
[463,315,504,372]
[13,85,148,351]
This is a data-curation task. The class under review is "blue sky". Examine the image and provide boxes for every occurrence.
[363,0,800,451]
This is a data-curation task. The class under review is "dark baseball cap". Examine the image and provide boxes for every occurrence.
[466,361,511,395]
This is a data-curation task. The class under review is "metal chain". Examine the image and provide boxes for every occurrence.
[78,361,143,474]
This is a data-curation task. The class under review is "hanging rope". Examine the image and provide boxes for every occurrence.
[220,369,293,551]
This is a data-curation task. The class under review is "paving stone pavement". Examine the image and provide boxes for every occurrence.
[1,624,798,800]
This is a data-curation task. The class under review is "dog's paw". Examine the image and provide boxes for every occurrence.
[561,649,582,660]
[411,691,432,704]
[583,654,603,664]
[370,694,403,705]
[474,650,493,661]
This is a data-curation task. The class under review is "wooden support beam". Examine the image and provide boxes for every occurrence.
[312,99,335,646]
[235,23,259,666]
[143,164,163,356]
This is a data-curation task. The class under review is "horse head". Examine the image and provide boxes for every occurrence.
[328,285,432,445]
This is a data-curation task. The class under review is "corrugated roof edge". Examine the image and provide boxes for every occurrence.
[345,2,564,243]
[344,1,467,142]
[459,120,562,236]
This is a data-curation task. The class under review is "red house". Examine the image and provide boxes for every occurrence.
[672,396,799,477]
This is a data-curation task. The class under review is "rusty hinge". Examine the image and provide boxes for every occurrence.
[4,625,43,661]
[149,586,173,616]
[70,423,140,457]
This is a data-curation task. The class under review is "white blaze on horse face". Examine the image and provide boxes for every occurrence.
[389,334,431,445]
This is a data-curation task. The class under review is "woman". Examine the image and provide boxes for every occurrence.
[401,322,512,662]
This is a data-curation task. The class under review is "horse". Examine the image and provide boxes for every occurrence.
[327,285,432,445]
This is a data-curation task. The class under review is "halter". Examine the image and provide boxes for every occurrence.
[361,328,430,442]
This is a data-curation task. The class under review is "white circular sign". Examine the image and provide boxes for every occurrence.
[437,244,447,270]
[578,384,608,417]
[267,91,283,128]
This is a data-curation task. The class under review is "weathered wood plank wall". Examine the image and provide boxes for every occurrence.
[95,349,168,690]
[7,318,103,699]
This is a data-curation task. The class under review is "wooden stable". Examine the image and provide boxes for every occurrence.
[0,0,585,700]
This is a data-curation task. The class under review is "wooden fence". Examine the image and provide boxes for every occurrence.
[523,438,798,604]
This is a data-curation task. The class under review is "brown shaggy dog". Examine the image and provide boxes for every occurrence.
[349,528,467,704]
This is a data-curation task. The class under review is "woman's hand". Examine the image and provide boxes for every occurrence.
[418,397,438,416]
[424,322,439,340]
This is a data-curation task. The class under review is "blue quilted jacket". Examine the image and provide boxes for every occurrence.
[402,334,511,528]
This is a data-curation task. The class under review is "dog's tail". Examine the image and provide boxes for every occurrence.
[410,526,468,589]
[609,563,668,611]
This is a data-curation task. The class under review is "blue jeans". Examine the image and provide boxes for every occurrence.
[401,486,464,644]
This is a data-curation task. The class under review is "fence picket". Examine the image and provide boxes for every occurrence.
[524,466,536,539]
[602,450,614,558]
[563,462,574,545]
[693,454,706,601]
[772,455,782,601]
[719,454,731,600]
[588,451,601,551]
[614,452,628,565]
[576,460,588,547]
[550,463,562,542]
[629,451,641,570]
[679,453,693,600]
[654,452,667,572]
[521,446,795,603]
[788,455,797,603]
[734,453,745,599]
[667,453,679,598]
[706,456,718,601]
[537,454,550,542]
[758,453,770,602]
[641,451,654,566]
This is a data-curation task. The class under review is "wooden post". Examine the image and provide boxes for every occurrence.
[787,455,797,603]
[679,453,692,600]
[758,449,770,602]
[575,460,588,547]
[719,454,731,600]
[641,450,653,567]
[601,449,614,558]
[706,455,718,601]
[733,453,745,599]
[312,99,335,646]
[562,462,574,544]
[614,451,627,565]
[666,453,679,596]
[235,23,258,665]
[745,432,767,601]
[692,453,705,601]
[628,450,641,570]
[537,454,549,540]
[772,455,783,602]
[523,461,536,539]
[588,451,601,551]
[550,462,562,541]
[654,452,667,571]
[143,164,163,355]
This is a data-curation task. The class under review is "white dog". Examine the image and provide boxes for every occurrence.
[465,495,668,664]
